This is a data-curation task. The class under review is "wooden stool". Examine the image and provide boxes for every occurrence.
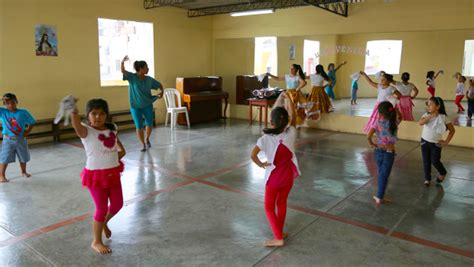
[248,98,276,126]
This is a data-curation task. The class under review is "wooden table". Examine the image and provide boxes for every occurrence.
[248,98,276,126]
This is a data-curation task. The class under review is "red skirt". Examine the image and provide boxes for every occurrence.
[80,161,124,189]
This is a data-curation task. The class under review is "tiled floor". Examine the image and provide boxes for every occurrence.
[0,119,473,266]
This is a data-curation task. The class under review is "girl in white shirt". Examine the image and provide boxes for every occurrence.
[418,97,455,186]
[360,71,401,132]
[250,92,300,247]
[267,64,307,128]
[426,70,443,97]
[305,64,332,117]
[454,74,466,113]
[71,98,126,254]
[391,72,419,121]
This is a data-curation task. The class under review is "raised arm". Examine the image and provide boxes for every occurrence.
[267,73,285,81]
[360,71,378,89]
[121,55,129,75]
[334,61,347,72]
[433,70,443,79]
[71,103,87,138]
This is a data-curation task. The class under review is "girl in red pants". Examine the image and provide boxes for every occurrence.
[71,98,126,254]
[425,70,443,97]
[454,73,466,113]
[251,92,300,247]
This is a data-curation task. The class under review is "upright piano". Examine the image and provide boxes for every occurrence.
[236,75,268,105]
[176,76,229,125]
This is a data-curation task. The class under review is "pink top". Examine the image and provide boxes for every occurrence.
[373,118,399,145]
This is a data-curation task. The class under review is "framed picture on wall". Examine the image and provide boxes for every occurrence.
[289,44,295,60]
[35,24,58,56]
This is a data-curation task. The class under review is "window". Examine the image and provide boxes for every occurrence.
[254,37,277,75]
[303,40,320,75]
[462,40,474,77]
[98,18,154,87]
[364,40,402,75]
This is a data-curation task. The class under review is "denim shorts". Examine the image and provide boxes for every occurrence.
[0,136,30,164]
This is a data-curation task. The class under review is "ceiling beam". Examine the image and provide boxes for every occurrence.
[144,0,349,18]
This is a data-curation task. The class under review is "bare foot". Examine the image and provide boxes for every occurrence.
[22,172,31,178]
[373,196,382,205]
[282,232,289,239]
[0,176,9,183]
[103,224,112,239]
[264,239,284,247]
[91,242,112,254]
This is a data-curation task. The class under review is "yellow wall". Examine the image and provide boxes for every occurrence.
[212,0,473,39]
[0,0,213,120]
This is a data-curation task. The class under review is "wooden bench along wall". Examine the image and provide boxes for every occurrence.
[0,109,156,143]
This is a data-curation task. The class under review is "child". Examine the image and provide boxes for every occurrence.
[0,93,36,183]
[454,74,466,113]
[267,64,307,127]
[71,98,126,254]
[350,72,360,105]
[367,101,400,205]
[466,78,474,120]
[392,72,419,121]
[426,70,443,97]
[418,97,455,187]
[305,64,332,118]
[360,72,401,132]
[325,61,347,111]
[250,92,300,247]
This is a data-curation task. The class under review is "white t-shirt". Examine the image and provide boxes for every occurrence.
[455,82,465,96]
[421,113,449,143]
[394,81,414,96]
[377,85,396,103]
[80,123,120,170]
[427,78,436,88]
[310,74,325,87]
[256,126,300,181]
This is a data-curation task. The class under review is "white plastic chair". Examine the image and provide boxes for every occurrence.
[163,88,190,130]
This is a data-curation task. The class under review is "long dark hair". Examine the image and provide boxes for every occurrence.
[263,107,289,135]
[315,64,330,81]
[37,34,52,52]
[378,101,398,136]
[426,71,435,79]
[382,73,394,83]
[429,96,447,115]
[134,61,147,72]
[85,99,116,131]
[401,72,410,82]
[292,64,305,80]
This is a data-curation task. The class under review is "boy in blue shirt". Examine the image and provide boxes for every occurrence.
[0,93,36,183]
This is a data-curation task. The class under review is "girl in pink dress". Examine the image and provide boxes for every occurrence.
[360,72,401,132]
[392,72,419,121]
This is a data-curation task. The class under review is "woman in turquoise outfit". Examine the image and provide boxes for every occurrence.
[325,61,347,111]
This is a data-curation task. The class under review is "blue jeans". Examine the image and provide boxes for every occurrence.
[375,148,395,199]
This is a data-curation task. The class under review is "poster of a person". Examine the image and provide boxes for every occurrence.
[35,24,58,56]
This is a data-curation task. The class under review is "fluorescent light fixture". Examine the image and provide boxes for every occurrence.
[230,9,274,17]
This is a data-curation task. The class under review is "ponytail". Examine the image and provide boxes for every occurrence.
[292,64,305,80]
[263,107,289,135]
[378,101,398,136]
